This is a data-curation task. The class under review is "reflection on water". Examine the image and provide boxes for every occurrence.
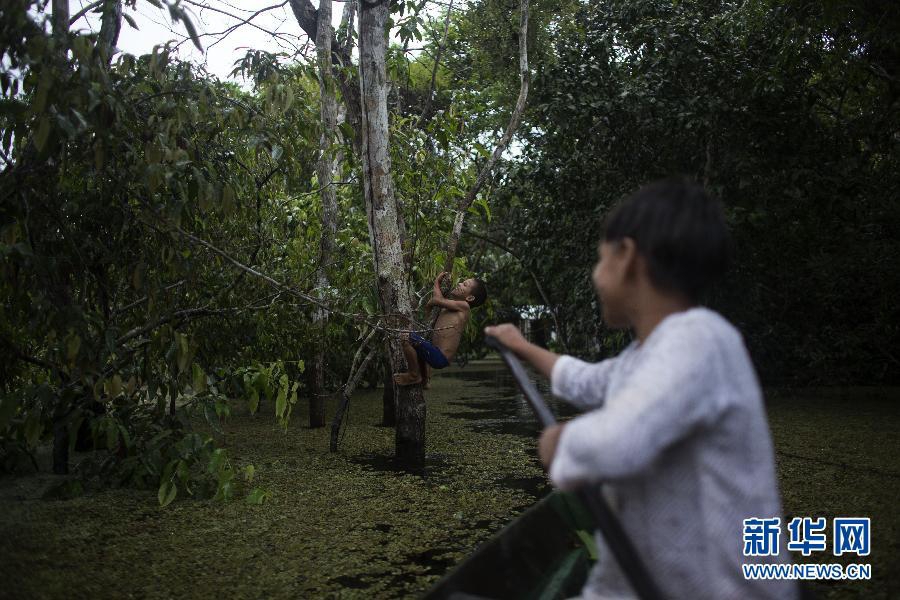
[439,364,579,439]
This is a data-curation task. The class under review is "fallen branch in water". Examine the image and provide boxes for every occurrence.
[330,327,380,452]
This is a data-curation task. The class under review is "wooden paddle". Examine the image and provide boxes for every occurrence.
[484,334,665,600]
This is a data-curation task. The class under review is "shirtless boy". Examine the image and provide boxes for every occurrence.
[393,272,487,386]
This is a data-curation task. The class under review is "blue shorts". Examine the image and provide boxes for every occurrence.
[409,333,450,369]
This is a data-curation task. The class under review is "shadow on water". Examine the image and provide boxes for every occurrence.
[350,452,452,480]
[439,365,579,438]
[351,362,572,502]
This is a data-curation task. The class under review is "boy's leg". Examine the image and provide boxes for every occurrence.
[408,333,450,369]
[423,363,432,389]
[393,339,422,386]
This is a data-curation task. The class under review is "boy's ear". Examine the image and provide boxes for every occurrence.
[620,237,641,279]
[466,294,475,303]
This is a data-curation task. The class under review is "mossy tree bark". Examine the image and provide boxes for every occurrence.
[358,0,425,461]
[310,0,340,428]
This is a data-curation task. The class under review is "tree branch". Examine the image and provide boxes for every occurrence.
[0,332,59,371]
[137,213,440,337]
[69,0,104,26]
[416,0,453,129]
[330,327,380,451]
[429,0,530,329]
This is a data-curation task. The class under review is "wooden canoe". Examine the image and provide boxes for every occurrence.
[424,491,598,600]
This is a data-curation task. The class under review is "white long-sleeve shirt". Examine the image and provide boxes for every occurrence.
[550,307,798,599]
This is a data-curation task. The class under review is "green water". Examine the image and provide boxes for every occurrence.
[0,360,897,598]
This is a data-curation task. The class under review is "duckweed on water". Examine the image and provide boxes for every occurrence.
[0,362,897,599]
[0,361,547,599]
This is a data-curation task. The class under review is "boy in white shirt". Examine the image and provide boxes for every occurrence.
[485,179,798,599]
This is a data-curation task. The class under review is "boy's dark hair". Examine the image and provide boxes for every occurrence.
[602,178,730,302]
[468,278,488,308]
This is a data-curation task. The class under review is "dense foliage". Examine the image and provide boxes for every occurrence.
[476,0,900,384]
[0,0,495,498]
[0,0,366,498]
[1,0,896,507]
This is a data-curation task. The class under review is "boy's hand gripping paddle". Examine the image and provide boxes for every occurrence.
[484,335,664,600]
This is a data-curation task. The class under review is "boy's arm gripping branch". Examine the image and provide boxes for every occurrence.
[431,271,470,312]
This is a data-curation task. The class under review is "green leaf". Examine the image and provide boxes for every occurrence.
[274,374,288,419]
[177,333,190,373]
[24,410,42,447]
[176,460,189,486]
[106,374,123,398]
[192,363,206,394]
[33,71,52,114]
[339,122,355,141]
[575,529,599,560]
[204,402,223,435]
[222,183,235,212]
[216,480,234,502]
[167,5,203,52]
[117,424,132,451]
[254,370,270,400]
[214,400,230,418]
[242,464,255,482]
[245,487,268,505]
[248,388,259,414]
[158,480,177,507]
[122,12,139,30]
[207,448,227,475]
[34,117,51,152]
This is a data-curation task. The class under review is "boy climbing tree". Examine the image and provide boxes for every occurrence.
[393,272,487,386]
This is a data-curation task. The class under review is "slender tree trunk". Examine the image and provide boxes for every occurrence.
[330,337,378,451]
[98,0,123,62]
[428,0,530,330]
[310,0,340,428]
[380,355,395,426]
[52,0,69,39]
[358,0,425,462]
[289,0,362,153]
[441,0,529,271]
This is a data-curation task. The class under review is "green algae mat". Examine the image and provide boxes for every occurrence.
[0,361,897,599]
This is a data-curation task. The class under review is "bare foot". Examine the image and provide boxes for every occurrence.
[423,379,431,390]
[393,372,422,386]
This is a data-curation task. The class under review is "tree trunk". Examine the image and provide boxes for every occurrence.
[52,0,69,39]
[289,0,362,153]
[98,0,123,62]
[427,0,530,330]
[380,355,395,426]
[440,0,529,272]
[330,343,378,451]
[310,0,340,429]
[357,0,425,462]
